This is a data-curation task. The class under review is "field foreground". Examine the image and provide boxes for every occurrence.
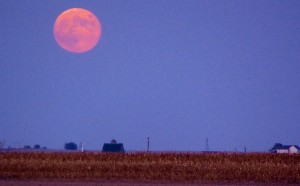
[0,152,300,184]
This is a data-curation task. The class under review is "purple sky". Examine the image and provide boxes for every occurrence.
[1,0,300,152]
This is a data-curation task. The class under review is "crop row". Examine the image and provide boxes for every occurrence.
[0,152,299,183]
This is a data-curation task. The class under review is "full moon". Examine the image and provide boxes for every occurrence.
[53,8,101,53]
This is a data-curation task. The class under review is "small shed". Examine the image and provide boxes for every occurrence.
[102,139,125,153]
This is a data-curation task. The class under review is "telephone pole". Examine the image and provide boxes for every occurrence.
[147,137,150,153]
[205,137,209,152]
[0,139,4,149]
[80,141,84,152]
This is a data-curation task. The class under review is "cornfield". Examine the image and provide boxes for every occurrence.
[0,152,300,183]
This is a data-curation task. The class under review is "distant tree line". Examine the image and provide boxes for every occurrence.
[24,144,47,149]
[64,142,78,150]
[25,142,79,150]
[2,141,80,151]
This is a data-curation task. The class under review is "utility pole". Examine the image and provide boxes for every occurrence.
[0,139,4,149]
[147,137,150,153]
[80,141,84,152]
[205,137,209,152]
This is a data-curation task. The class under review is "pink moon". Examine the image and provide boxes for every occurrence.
[53,8,102,53]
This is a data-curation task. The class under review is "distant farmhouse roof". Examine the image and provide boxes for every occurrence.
[102,139,125,153]
[269,143,300,154]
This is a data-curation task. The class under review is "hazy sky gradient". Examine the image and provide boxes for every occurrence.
[1,0,300,152]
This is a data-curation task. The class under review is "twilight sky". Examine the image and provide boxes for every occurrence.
[1,0,300,152]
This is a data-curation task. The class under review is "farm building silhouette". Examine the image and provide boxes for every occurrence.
[102,139,125,153]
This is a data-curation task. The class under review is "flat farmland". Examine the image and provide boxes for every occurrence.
[0,152,299,184]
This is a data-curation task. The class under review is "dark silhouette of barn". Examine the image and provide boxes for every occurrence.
[102,139,125,153]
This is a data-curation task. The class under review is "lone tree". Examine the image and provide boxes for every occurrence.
[269,143,283,153]
[64,142,78,150]
[34,144,40,149]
